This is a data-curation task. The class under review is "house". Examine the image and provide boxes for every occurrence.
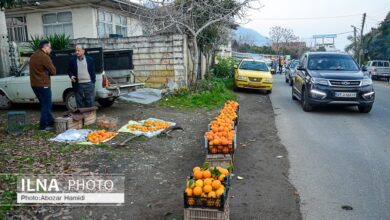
[5,0,144,42]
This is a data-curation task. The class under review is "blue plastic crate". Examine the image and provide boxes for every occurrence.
[7,111,26,135]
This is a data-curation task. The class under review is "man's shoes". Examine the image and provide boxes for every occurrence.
[40,126,54,131]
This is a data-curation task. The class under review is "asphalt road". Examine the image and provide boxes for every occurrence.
[269,75,390,220]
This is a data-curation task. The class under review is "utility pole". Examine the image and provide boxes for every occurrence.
[359,13,366,66]
[351,25,357,61]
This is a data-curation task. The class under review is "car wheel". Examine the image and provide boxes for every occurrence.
[0,92,12,110]
[301,89,313,112]
[233,82,239,92]
[371,74,377,80]
[358,104,373,113]
[289,77,293,86]
[98,98,115,107]
[285,77,288,83]
[65,91,77,111]
[266,89,272,94]
[292,87,298,100]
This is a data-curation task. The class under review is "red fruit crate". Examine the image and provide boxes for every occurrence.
[184,197,230,220]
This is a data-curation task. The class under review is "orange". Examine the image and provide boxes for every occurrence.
[195,180,203,188]
[216,188,224,197]
[193,186,202,196]
[208,191,216,198]
[194,170,203,180]
[193,167,201,173]
[218,174,226,181]
[203,178,212,185]
[202,170,211,179]
[203,185,212,193]
[185,188,193,196]
[211,180,222,190]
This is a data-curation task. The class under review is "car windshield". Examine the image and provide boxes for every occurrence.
[239,61,269,71]
[308,54,359,71]
[290,61,299,69]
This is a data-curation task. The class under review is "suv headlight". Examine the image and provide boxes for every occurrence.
[361,78,372,86]
[311,77,329,86]
[237,75,248,81]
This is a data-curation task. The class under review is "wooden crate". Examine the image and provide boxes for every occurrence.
[184,197,230,220]
[83,110,97,126]
[55,117,82,133]
[205,154,234,169]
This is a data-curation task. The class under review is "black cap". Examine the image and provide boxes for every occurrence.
[39,40,50,49]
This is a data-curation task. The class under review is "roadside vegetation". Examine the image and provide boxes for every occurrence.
[159,56,237,109]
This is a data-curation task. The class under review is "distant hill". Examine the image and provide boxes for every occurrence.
[233,27,271,46]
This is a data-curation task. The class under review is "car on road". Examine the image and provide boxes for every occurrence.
[365,60,390,80]
[285,59,299,86]
[234,59,273,93]
[0,48,143,110]
[292,52,375,113]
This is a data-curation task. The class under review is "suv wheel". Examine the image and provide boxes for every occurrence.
[292,86,298,100]
[301,89,313,112]
[65,91,77,111]
[289,77,293,86]
[285,77,288,83]
[358,104,373,113]
[98,98,115,107]
[0,92,12,109]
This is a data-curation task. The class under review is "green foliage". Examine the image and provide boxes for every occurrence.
[212,56,237,78]
[159,78,236,109]
[28,34,72,51]
[0,0,25,9]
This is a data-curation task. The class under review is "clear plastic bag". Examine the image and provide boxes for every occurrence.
[96,115,118,131]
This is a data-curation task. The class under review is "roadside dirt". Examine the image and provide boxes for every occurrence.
[0,92,301,220]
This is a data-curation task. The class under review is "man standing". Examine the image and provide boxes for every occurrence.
[30,40,56,131]
[68,45,96,108]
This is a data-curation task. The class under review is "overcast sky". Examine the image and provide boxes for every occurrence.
[243,0,390,50]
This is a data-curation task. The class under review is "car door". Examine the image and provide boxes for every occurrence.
[6,64,37,103]
[294,55,307,96]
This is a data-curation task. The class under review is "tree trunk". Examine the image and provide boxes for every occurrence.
[192,38,200,84]
[0,10,10,78]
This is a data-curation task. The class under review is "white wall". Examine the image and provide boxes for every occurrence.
[127,17,143,37]
[72,7,97,38]
[26,13,44,39]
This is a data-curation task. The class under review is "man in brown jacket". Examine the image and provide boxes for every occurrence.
[30,40,56,131]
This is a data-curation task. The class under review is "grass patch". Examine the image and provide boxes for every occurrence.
[158,78,236,109]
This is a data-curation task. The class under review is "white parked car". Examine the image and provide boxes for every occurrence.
[0,62,143,110]
[366,60,390,80]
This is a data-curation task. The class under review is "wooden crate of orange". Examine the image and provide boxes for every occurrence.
[87,130,118,144]
[184,165,231,211]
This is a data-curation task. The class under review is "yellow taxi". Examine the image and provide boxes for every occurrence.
[234,59,273,93]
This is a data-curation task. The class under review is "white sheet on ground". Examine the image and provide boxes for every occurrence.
[50,129,91,143]
[118,118,176,138]
[119,88,162,104]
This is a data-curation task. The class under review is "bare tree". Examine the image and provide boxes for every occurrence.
[123,0,260,83]
[269,26,298,54]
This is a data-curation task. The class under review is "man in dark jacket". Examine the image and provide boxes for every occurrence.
[68,45,96,108]
[30,40,56,131]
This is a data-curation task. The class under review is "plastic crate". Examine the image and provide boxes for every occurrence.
[6,111,26,135]
[205,154,234,169]
[184,187,230,211]
[184,197,230,220]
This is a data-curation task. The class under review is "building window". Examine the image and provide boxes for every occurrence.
[115,15,127,37]
[98,11,113,38]
[42,12,73,38]
[6,17,28,42]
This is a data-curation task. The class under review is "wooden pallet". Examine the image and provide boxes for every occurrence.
[205,154,234,169]
[55,117,82,133]
[184,197,230,220]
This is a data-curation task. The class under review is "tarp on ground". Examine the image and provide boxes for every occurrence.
[119,88,162,104]
[118,118,176,138]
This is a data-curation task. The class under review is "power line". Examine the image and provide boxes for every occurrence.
[251,13,361,21]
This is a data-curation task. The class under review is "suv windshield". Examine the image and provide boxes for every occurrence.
[308,54,359,71]
[239,61,269,71]
[290,61,299,69]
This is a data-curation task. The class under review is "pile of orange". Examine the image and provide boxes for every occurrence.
[127,119,170,132]
[185,166,230,201]
[205,101,239,154]
[87,130,118,144]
